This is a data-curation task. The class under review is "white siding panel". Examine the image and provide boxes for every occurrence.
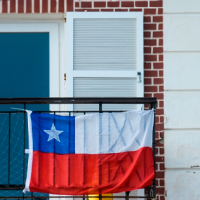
[164,52,200,90]
[164,0,200,13]
[73,77,137,111]
[165,91,200,129]
[165,169,200,200]
[73,19,137,71]
[165,130,200,168]
[164,15,200,51]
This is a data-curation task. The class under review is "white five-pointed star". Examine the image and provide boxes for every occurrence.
[44,123,63,142]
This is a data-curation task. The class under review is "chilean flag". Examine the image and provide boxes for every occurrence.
[23,110,155,195]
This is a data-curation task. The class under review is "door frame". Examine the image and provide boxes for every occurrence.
[0,16,65,111]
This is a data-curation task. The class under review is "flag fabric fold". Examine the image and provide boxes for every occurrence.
[23,110,155,195]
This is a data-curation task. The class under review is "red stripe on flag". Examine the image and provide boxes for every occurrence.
[29,147,154,195]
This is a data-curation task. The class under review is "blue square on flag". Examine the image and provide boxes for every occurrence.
[31,112,75,154]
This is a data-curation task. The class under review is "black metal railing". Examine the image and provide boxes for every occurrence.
[0,97,157,200]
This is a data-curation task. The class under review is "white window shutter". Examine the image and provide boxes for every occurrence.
[66,12,143,111]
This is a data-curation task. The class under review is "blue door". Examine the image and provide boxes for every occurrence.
[0,33,49,198]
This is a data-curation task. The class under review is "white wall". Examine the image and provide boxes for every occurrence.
[164,0,200,199]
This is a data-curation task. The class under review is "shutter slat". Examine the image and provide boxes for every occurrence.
[73,18,137,71]
[73,78,137,111]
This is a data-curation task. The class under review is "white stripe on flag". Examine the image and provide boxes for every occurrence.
[75,110,154,154]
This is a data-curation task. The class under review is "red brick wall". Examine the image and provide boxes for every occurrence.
[0,0,164,199]
[75,1,164,200]
[1,0,73,13]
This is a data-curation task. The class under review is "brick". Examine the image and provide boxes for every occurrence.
[155,116,159,123]
[144,39,157,46]
[160,163,165,171]
[10,0,16,13]
[34,0,40,13]
[94,2,106,8]
[156,179,159,186]
[159,24,163,30]
[154,78,163,84]
[156,156,164,162]
[159,55,163,62]
[153,63,163,69]
[153,16,163,22]
[144,16,151,22]
[145,55,157,61]
[107,1,120,7]
[75,2,79,8]
[160,196,165,200]
[158,8,163,14]
[144,32,151,38]
[144,93,152,98]
[26,0,32,13]
[121,1,134,7]
[159,39,163,46]
[156,123,164,131]
[144,8,156,15]
[156,187,165,194]
[159,100,164,107]
[150,0,163,7]
[160,147,164,155]
[101,9,114,12]
[59,0,64,12]
[86,9,100,12]
[144,47,151,53]
[145,86,158,92]
[58,0,64,13]
[144,24,157,30]
[135,1,148,7]
[130,8,142,12]
[144,70,158,77]
[156,140,164,147]
[67,0,73,11]
[144,63,151,69]
[160,116,164,123]
[153,31,163,37]
[153,47,163,53]
[155,147,158,154]
[18,0,24,13]
[160,179,165,186]
[159,86,164,92]
[75,9,86,12]
[154,93,164,100]
[81,2,92,8]
[144,78,151,84]
[155,162,158,170]
[42,0,48,13]
[155,132,160,140]
[2,0,7,13]
[159,70,163,77]
[160,131,164,138]
[115,9,128,12]
[156,108,164,115]
[51,0,56,13]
